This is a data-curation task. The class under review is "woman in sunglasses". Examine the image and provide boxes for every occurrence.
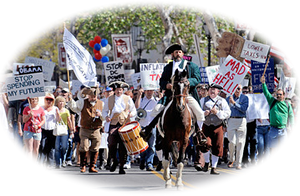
[40,93,61,165]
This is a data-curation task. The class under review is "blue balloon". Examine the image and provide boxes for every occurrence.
[93,56,101,62]
[94,43,101,51]
[101,39,108,47]
[101,56,109,63]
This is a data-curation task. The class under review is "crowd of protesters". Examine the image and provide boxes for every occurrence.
[1,45,297,175]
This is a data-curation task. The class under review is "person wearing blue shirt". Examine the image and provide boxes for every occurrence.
[226,84,249,169]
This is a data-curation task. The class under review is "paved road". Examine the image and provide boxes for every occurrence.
[51,162,244,191]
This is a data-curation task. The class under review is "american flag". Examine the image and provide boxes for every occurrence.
[270,41,295,70]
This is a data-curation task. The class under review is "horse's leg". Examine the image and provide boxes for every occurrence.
[162,149,172,188]
[175,144,184,189]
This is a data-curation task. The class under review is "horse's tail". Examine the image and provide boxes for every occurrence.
[171,141,179,166]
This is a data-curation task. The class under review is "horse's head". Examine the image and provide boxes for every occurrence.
[172,69,190,111]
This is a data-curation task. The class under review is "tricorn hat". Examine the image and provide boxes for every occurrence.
[209,83,223,90]
[108,81,129,90]
[165,44,187,55]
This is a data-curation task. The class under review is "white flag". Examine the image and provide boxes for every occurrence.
[63,28,96,86]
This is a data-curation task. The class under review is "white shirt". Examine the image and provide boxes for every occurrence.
[138,96,157,127]
[102,94,137,119]
[172,60,182,77]
[42,106,58,130]
[200,96,231,120]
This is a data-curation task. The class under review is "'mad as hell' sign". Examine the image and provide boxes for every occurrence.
[6,73,45,101]
[212,55,250,96]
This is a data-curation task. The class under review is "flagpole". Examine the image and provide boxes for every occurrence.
[64,22,71,93]
[262,55,271,76]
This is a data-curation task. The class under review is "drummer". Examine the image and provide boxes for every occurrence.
[102,81,137,174]
[135,88,158,171]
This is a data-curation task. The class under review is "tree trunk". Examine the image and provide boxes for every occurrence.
[151,0,182,51]
[202,10,221,48]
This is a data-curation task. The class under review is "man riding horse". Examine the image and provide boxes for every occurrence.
[141,43,205,142]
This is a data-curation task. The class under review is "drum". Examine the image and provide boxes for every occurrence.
[118,121,148,155]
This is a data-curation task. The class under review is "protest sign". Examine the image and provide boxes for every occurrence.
[104,61,125,85]
[206,65,220,85]
[140,63,166,90]
[124,69,135,86]
[111,34,133,64]
[13,63,43,75]
[240,40,270,63]
[212,55,250,95]
[131,73,141,89]
[246,93,269,120]
[24,57,55,81]
[279,72,297,99]
[251,59,274,93]
[199,67,209,84]
[6,73,45,101]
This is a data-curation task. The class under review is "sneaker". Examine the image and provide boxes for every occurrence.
[67,160,73,166]
[123,163,131,169]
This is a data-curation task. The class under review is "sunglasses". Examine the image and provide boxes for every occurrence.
[46,98,54,101]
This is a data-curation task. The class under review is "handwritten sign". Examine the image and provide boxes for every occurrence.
[140,63,166,90]
[240,40,270,63]
[104,61,125,85]
[212,55,250,95]
[6,73,45,101]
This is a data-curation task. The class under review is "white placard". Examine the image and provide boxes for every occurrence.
[131,73,141,89]
[24,56,55,81]
[246,93,269,120]
[140,63,166,90]
[240,40,270,63]
[6,73,45,101]
[212,55,250,95]
[104,61,125,85]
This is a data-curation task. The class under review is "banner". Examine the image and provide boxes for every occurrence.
[111,34,133,64]
[251,59,274,93]
[104,61,125,85]
[212,55,250,95]
[140,63,165,90]
[63,28,96,86]
[24,57,55,81]
[240,40,270,63]
[6,73,45,101]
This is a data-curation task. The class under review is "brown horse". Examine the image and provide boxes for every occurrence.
[161,69,192,189]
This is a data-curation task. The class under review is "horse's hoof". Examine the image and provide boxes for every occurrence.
[177,185,184,191]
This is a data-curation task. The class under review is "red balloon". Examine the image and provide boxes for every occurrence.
[89,40,96,48]
[94,52,102,60]
[93,48,98,54]
[94,35,102,43]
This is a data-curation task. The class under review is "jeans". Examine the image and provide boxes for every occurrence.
[55,134,69,166]
[268,126,287,149]
[140,127,156,168]
[256,125,270,160]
